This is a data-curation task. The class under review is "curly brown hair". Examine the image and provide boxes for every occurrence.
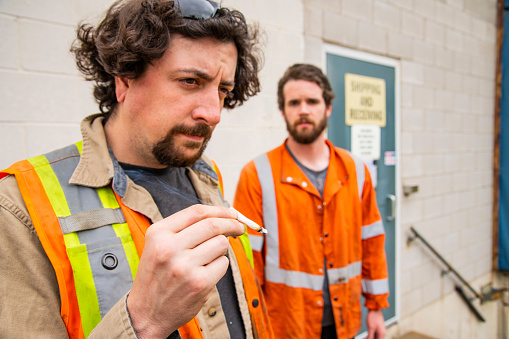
[71,0,263,114]
[277,63,335,111]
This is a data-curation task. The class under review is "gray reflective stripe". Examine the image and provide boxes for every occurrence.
[86,235,135,317]
[59,208,126,234]
[362,220,385,240]
[266,264,324,291]
[254,154,280,268]
[45,144,104,215]
[328,261,362,286]
[349,152,365,202]
[42,144,135,318]
[362,278,390,295]
[248,234,264,252]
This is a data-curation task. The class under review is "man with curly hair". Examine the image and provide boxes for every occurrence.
[0,1,272,338]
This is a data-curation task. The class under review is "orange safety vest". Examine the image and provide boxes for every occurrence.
[2,143,272,339]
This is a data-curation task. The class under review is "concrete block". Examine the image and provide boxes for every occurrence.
[413,87,435,110]
[388,32,413,60]
[444,114,462,133]
[424,154,444,175]
[413,0,435,20]
[401,108,424,132]
[401,11,424,39]
[445,71,462,92]
[435,2,457,28]
[413,40,435,65]
[425,22,446,46]
[445,29,463,53]
[461,75,479,99]
[0,15,18,69]
[434,90,455,113]
[423,196,444,219]
[0,70,95,123]
[358,22,387,54]
[434,47,454,69]
[443,191,461,214]
[453,93,470,113]
[443,154,462,173]
[433,174,453,196]
[401,85,414,107]
[323,12,358,47]
[423,65,445,89]
[374,1,400,32]
[401,287,423,315]
[0,124,26,169]
[0,0,76,25]
[25,123,81,160]
[342,0,372,23]
[258,0,303,31]
[424,109,445,132]
[385,0,413,11]
[454,11,472,33]
[401,154,424,178]
[304,5,322,37]
[19,19,77,74]
[401,60,424,85]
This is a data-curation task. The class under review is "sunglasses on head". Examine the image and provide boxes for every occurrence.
[177,0,221,20]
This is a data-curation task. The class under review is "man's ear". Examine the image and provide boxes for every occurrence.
[326,104,333,118]
[115,77,129,103]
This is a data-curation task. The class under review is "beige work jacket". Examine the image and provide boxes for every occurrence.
[0,114,252,339]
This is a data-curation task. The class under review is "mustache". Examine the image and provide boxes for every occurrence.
[294,117,315,126]
[171,123,212,139]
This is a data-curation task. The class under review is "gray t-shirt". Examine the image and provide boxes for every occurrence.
[286,147,335,328]
[121,163,246,339]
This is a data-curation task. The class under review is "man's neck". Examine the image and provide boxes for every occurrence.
[286,135,330,171]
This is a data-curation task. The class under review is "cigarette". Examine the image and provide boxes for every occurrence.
[230,207,268,234]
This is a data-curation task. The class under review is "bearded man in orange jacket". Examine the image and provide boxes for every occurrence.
[234,64,389,339]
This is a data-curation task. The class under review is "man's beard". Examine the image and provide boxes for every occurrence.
[152,123,212,167]
[285,113,328,144]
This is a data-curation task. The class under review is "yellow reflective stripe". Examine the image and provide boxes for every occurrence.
[63,232,81,248]
[113,223,139,279]
[239,231,254,268]
[75,141,83,154]
[28,155,71,217]
[97,186,120,209]
[66,242,101,338]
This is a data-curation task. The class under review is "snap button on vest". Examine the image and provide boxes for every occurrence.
[252,299,259,307]
[208,308,217,316]
[101,253,118,270]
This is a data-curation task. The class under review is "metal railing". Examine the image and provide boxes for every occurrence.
[407,226,486,322]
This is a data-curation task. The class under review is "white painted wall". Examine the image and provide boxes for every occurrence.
[0,0,502,338]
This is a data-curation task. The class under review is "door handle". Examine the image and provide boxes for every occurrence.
[386,194,396,221]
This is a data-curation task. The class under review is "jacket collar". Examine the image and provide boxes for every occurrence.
[278,139,349,203]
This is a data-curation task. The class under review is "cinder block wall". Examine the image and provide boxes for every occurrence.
[0,0,501,338]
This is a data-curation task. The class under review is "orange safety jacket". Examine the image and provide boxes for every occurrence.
[233,140,389,339]
[1,142,272,339]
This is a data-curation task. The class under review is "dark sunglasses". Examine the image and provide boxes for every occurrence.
[178,0,221,20]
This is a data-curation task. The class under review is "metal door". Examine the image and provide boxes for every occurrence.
[324,46,398,336]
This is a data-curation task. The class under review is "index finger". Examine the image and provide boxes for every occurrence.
[161,204,239,234]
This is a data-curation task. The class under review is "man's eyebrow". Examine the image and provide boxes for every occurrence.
[177,69,235,88]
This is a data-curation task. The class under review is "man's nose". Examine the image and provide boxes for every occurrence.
[192,88,222,125]
[299,102,311,114]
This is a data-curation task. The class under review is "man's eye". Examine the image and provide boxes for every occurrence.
[219,88,233,99]
[181,78,197,85]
